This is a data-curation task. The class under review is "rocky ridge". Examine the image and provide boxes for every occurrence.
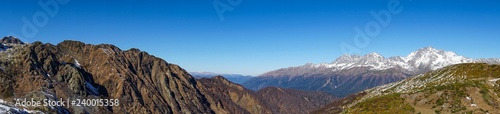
[0,37,215,113]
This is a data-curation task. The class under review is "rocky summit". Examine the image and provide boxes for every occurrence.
[1,36,25,45]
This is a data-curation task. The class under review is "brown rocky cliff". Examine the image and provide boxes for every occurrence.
[0,40,214,113]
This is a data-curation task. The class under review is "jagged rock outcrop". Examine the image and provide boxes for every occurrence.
[0,39,214,113]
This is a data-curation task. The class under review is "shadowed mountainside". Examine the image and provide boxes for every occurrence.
[197,76,337,114]
[257,86,337,114]
[0,39,214,113]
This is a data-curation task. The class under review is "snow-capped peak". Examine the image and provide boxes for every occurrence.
[320,47,475,72]
[259,47,500,78]
[404,46,441,62]
[362,52,385,63]
[420,46,438,52]
[403,47,471,70]
[366,52,383,58]
[332,54,361,64]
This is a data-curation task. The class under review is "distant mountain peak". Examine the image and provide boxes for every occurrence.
[331,47,478,72]
[262,46,497,77]
[420,46,437,51]
[332,54,361,63]
[1,36,25,44]
[189,72,253,84]
[404,47,471,71]
[406,46,446,59]
[366,52,383,58]
[248,47,499,98]
[189,72,251,77]
[362,52,385,62]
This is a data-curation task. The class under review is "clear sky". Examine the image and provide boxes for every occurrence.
[1,0,499,75]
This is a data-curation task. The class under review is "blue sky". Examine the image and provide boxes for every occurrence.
[1,0,499,75]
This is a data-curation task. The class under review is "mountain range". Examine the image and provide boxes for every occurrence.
[0,36,335,114]
[1,36,499,113]
[243,47,500,97]
[189,72,253,84]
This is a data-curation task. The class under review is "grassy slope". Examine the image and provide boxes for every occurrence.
[343,63,500,114]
